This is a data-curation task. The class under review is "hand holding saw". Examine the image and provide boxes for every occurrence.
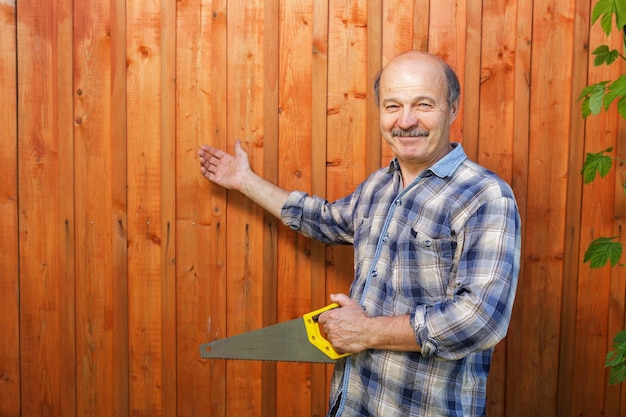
[199,303,351,363]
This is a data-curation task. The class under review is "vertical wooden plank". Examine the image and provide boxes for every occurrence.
[126,0,166,414]
[262,1,280,415]
[326,0,368,202]
[477,2,517,415]
[111,1,129,416]
[73,0,128,415]
[557,0,591,416]
[505,0,532,415]
[412,0,429,52]
[461,1,482,161]
[428,0,467,145]
[175,0,227,415]
[572,9,624,416]
[366,0,381,173]
[275,0,315,415]
[513,1,575,415]
[477,2,516,226]
[381,0,414,59]
[17,0,76,415]
[0,1,20,415]
[226,0,266,414]
[160,0,177,415]
[311,0,331,412]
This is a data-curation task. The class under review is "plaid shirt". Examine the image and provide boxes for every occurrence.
[281,143,521,417]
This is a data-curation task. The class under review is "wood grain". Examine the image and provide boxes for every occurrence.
[17,0,76,416]
[175,0,228,415]
[126,0,167,414]
[0,1,20,415]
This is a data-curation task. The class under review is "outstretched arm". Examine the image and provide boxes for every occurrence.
[198,140,290,219]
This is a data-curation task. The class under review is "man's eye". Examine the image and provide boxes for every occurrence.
[385,104,400,110]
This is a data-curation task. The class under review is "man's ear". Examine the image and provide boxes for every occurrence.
[449,101,459,123]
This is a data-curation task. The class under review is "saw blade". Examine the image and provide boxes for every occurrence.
[199,317,336,363]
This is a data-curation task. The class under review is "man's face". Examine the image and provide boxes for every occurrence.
[378,54,458,178]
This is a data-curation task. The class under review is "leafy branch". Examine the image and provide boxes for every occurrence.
[606,330,626,384]
[578,0,626,119]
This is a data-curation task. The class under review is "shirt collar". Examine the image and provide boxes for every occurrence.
[387,142,467,178]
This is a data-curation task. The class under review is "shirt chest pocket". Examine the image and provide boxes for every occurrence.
[391,228,456,307]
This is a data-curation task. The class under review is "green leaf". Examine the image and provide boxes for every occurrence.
[580,82,609,115]
[606,352,626,385]
[590,86,606,114]
[592,0,626,35]
[614,330,626,344]
[581,96,592,118]
[583,236,623,268]
[604,74,626,109]
[581,147,613,183]
[592,0,614,30]
[606,330,626,384]
[579,84,598,100]
[592,44,619,66]
[616,1,626,29]
[618,95,626,119]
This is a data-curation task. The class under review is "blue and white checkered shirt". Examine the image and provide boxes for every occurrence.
[281,143,521,416]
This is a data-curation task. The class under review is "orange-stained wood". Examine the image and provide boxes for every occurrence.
[558,0,592,416]
[16,0,76,416]
[0,1,20,416]
[225,0,266,415]
[73,0,127,414]
[428,0,467,148]
[505,0,532,410]
[275,0,317,415]
[478,2,517,414]
[7,1,626,416]
[126,0,169,414]
[512,1,576,416]
[175,0,228,415]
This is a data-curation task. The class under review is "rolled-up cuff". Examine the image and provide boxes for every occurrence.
[411,305,438,358]
[280,191,308,230]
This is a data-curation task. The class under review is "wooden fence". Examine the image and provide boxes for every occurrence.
[1,0,626,416]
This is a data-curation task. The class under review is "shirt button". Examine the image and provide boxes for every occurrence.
[423,239,432,247]
[382,236,389,242]
[371,270,378,277]
[395,200,402,206]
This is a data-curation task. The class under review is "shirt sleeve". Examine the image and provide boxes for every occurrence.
[411,195,521,360]
[280,190,357,245]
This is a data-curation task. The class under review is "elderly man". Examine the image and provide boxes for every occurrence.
[198,50,521,417]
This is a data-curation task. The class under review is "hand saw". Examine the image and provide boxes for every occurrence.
[199,303,351,363]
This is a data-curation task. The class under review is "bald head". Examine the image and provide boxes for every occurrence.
[374,51,460,108]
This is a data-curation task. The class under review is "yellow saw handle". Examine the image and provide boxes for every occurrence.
[303,303,351,360]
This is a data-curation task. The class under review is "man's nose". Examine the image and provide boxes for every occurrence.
[397,107,418,129]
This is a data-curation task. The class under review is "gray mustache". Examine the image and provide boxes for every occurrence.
[391,129,429,137]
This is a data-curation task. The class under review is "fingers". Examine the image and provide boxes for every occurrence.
[330,293,355,307]
[198,145,225,161]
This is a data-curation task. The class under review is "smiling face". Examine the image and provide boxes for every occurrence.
[378,52,459,184]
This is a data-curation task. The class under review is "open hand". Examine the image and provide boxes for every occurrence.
[198,140,251,191]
